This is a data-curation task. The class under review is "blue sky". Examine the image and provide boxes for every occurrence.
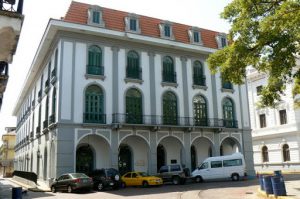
[0,0,232,138]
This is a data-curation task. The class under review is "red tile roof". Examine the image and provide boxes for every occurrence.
[64,1,220,49]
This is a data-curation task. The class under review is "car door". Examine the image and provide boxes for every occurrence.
[158,166,169,181]
[61,175,71,191]
[197,162,211,180]
[123,173,132,186]
[56,175,66,191]
[210,160,224,179]
[131,172,140,186]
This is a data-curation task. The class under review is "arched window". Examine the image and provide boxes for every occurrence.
[223,98,236,128]
[163,91,178,125]
[162,56,176,83]
[84,85,105,123]
[262,146,269,162]
[193,61,205,86]
[50,88,56,124]
[87,45,103,75]
[126,51,141,79]
[193,95,208,126]
[125,88,143,124]
[282,144,290,162]
[44,96,49,129]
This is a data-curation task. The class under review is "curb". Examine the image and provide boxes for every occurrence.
[257,188,294,199]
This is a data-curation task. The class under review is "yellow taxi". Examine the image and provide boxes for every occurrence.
[121,172,163,187]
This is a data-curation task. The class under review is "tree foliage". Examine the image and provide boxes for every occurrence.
[207,0,300,107]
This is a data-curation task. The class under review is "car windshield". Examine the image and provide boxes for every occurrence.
[70,173,88,178]
[107,168,119,177]
[138,172,149,177]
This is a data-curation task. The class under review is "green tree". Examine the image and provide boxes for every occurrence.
[208,0,300,107]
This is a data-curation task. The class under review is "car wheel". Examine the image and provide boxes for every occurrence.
[67,185,73,193]
[51,186,56,193]
[172,176,180,185]
[142,181,149,188]
[232,174,240,181]
[97,182,104,191]
[195,176,203,183]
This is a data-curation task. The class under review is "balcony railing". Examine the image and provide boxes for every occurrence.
[126,68,142,80]
[162,72,177,83]
[83,113,106,124]
[112,113,237,128]
[86,65,104,76]
[193,75,206,86]
[223,119,238,128]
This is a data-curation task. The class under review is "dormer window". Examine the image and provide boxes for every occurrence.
[188,27,203,45]
[216,33,228,49]
[125,14,141,33]
[159,22,174,40]
[88,5,105,27]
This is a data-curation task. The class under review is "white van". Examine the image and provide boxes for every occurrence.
[191,153,246,182]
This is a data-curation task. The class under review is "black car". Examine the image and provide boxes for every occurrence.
[51,173,93,193]
[89,168,121,191]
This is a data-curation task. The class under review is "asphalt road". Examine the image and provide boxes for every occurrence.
[1,175,300,199]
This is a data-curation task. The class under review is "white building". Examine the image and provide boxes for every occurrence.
[13,2,255,184]
[247,60,300,172]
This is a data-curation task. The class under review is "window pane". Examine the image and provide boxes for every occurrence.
[193,31,199,43]
[279,110,287,125]
[223,159,242,167]
[130,19,137,31]
[211,161,222,168]
[259,114,266,128]
[164,25,171,37]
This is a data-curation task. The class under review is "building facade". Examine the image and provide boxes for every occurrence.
[0,0,24,110]
[13,2,255,184]
[0,127,16,177]
[247,61,300,172]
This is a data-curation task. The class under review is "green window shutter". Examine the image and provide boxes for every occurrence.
[163,92,178,125]
[85,85,104,123]
[193,96,207,126]
[126,89,143,124]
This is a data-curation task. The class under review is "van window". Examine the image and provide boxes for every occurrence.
[211,161,222,168]
[199,162,208,170]
[223,159,242,167]
[170,165,181,172]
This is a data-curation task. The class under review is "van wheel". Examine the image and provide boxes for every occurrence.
[67,185,73,193]
[172,176,180,185]
[195,176,203,183]
[97,182,104,191]
[232,174,240,181]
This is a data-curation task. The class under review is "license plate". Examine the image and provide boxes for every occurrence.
[109,182,114,186]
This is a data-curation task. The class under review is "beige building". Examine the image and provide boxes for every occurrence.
[0,127,16,177]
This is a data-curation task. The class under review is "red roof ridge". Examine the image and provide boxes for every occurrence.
[63,1,222,49]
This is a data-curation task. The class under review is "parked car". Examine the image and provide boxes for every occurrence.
[51,173,93,193]
[88,168,121,191]
[121,171,163,187]
[191,152,247,182]
[157,164,189,185]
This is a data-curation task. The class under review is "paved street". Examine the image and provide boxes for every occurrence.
[1,175,300,199]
